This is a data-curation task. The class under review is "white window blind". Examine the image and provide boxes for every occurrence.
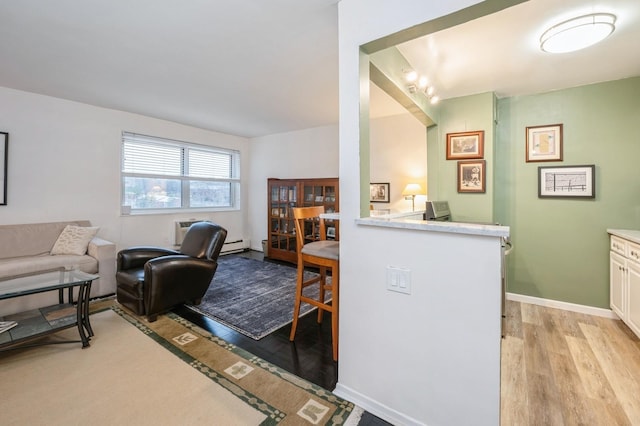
[121,132,240,211]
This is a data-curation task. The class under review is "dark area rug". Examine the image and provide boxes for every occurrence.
[185,255,330,340]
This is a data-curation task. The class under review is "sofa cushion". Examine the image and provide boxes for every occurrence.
[51,225,99,256]
[0,254,98,279]
[0,220,91,260]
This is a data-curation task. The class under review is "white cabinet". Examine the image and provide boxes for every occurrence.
[628,261,640,335]
[609,233,640,337]
[610,250,625,318]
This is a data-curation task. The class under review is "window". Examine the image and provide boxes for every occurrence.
[121,132,240,212]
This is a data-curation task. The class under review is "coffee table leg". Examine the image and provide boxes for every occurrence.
[76,282,90,348]
[83,281,94,337]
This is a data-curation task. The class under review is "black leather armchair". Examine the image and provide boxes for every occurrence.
[116,222,227,322]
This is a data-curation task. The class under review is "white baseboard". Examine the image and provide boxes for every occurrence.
[333,383,423,426]
[220,238,247,254]
[507,292,618,319]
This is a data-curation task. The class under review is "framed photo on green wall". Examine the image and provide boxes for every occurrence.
[538,165,595,198]
[446,130,484,160]
[457,160,486,193]
[526,124,563,162]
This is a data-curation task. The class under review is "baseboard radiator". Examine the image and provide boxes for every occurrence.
[220,239,245,255]
[174,220,245,254]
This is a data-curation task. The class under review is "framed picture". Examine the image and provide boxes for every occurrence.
[0,132,7,205]
[538,165,595,199]
[457,160,486,193]
[446,130,484,160]
[526,124,563,162]
[370,182,390,203]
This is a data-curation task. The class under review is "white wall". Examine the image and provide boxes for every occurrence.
[246,116,425,249]
[0,87,249,250]
[247,124,339,251]
[337,1,501,425]
[370,113,427,212]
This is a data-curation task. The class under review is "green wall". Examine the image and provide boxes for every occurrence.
[427,92,496,223]
[495,76,640,308]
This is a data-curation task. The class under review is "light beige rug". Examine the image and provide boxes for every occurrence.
[0,309,265,425]
[0,301,361,425]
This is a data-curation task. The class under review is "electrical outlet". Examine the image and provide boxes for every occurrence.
[386,266,411,294]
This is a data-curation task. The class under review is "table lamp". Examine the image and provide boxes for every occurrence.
[402,183,425,211]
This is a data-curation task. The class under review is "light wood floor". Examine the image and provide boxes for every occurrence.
[501,300,640,425]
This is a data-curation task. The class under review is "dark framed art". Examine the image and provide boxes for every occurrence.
[0,132,7,205]
[370,182,390,203]
[538,165,595,198]
[526,124,563,162]
[446,130,484,160]
[457,160,486,193]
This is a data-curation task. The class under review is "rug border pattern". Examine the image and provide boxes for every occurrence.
[97,304,356,425]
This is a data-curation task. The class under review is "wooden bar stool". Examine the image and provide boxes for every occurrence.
[290,206,340,361]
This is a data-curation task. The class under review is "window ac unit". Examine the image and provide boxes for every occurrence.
[174,220,206,245]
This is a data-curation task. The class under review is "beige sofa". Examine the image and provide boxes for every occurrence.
[0,220,116,316]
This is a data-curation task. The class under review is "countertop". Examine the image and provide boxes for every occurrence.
[358,217,509,238]
[608,229,640,245]
[322,210,509,238]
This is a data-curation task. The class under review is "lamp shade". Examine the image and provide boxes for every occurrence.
[540,13,616,54]
[402,183,425,196]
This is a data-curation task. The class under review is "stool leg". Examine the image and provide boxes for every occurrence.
[317,267,326,323]
[290,263,305,341]
[331,264,339,361]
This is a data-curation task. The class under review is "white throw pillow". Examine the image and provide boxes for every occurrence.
[50,225,99,256]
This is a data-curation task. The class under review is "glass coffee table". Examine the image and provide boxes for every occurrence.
[0,269,99,351]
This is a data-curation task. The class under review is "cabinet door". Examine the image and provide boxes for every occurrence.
[301,180,338,240]
[268,180,298,261]
[627,260,640,336]
[610,251,626,319]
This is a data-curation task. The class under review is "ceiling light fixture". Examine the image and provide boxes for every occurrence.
[404,68,439,104]
[540,13,616,54]
[417,76,429,90]
[404,69,418,83]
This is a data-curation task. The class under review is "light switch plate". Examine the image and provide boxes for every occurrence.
[386,266,411,294]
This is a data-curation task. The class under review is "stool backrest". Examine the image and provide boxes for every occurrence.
[292,206,326,252]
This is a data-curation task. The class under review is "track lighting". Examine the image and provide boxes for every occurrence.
[403,68,439,104]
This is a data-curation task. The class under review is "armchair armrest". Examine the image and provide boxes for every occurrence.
[117,246,180,270]
[145,255,217,282]
[143,255,218,316]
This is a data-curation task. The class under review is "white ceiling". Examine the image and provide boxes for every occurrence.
[0,0,340,138]
[1,1,639,138]
[395,0,640,103]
